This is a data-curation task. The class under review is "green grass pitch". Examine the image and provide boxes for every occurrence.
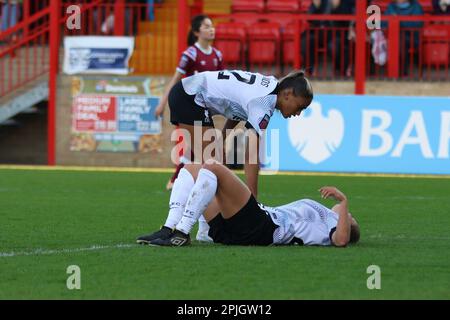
[0,168,449,299]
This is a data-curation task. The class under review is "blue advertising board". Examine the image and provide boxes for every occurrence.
[263,95,450,175]
[118,97,160,133]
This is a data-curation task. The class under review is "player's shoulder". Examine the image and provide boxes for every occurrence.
[212,47,223,60]
[250,71,279,87]
[183,46,198,60]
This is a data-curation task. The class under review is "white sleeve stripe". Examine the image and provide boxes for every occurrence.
[247,121,260,135]
[176,67,186,75]
[213,48,223,60]
[183,50,196,61]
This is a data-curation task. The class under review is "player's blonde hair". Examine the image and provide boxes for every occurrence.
[350,223,360,244]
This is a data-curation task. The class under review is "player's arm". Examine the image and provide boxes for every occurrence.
[154,71,183,117]
[220,119,240,165]
[155,50,195,117]
[319,186,351,247]
[244,127,260,198]
[221,119,240,139]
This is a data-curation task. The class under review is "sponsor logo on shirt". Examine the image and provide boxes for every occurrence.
[259,114,270,130]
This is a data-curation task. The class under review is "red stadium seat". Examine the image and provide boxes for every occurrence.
[370,0,390,13]
[299,0,312,13]
[214,22,247,64]
[418,0,433,13]
[281,21,308,64]
[266,0,300,13]
[266,13,295,29]
[230,13,265,27]
[422,25,450,66]
[247,22,281,64]
[371,0,432,13]
[231,0,265,13]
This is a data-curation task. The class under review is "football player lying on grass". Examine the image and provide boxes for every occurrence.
[137,161,360,247]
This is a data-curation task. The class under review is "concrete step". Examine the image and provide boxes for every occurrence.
[0,77,49,124]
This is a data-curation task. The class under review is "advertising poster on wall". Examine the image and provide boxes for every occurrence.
[63,36,135,75]
[70,76,166,153]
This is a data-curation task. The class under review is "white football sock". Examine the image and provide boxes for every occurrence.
[176,168,217,235]
[164,168,194,229]
[197,215,210,233]
[179,155,191,165]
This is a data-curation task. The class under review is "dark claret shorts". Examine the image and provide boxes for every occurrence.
[168,80,213,127]
[207,195,278,246]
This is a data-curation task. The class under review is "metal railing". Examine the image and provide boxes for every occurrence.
[210,12,450,82]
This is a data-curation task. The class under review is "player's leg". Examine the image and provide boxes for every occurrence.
[148,161,252,246]
[166,121,215,183]
[202,161,252,219]
[165,80,219,239]
[165,80,215,189]
[136,163,203,244]
[171,163,222,229]
[178,160,251,230]
[166,127,189,190]
[176,122,221,242]
[203,162,276,246]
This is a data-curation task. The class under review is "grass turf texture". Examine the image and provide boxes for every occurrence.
[0,168,449,299]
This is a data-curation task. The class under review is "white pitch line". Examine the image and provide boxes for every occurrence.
[0,243,136,258]
[1,164,450,179]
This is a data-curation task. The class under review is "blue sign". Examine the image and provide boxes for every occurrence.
[118,97,160,134]
[63,36,134,75]
[263,95,450,175]
[81,48,129,70]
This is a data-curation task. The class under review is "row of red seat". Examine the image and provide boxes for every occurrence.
[232,0,435,14]
[232,0,311,14]
[422,24,450,66]
[215,21,306,65]
[214,21,450,67]
[371,0,434,14]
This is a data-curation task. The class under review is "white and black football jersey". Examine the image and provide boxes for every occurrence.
[259,199,339,246]
[181,70,278,135]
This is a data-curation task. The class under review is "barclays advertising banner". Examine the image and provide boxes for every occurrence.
[263,95,450,175]
[63,36,134,75]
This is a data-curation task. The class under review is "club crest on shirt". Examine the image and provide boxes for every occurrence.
[259,114,270,130]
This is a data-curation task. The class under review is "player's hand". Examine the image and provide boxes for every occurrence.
[319,186,347,202]
[154,103,165,118]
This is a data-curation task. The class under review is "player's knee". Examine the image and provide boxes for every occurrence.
[202,160,222,173]
[184,163,202,173]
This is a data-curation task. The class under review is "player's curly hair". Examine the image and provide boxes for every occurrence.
[278,70,313,103]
